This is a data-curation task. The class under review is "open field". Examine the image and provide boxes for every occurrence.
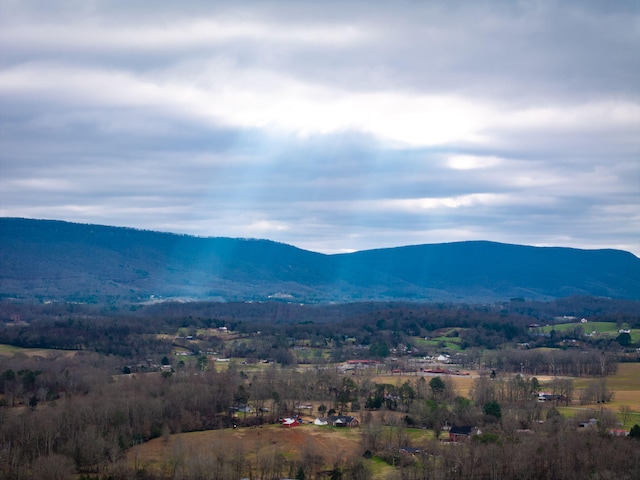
[541,321,624,333]
[0,343,76,357]
[411,331,465,351]
[374,362,640,423]
[539,321,640,342]
[372,372,476,397]
[127,423,366,477]
[533,362,640,430]
[572,362,640,409]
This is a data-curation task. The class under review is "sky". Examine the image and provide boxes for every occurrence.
[1,0,639,255]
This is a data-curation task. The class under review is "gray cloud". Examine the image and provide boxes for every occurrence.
[0,0,638,256]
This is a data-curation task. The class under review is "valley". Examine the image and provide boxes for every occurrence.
[1,298,640,479]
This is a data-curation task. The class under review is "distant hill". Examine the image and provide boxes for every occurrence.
[1,218,639,303]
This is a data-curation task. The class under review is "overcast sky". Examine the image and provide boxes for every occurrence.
[1,1,638,255]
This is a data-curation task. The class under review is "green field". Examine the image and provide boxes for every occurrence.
[560,363,640,427]
[0,343,71,357]
[541,321,620,333]
[411,330,465,352]
[539,321,639,342]
[369,456,395,478]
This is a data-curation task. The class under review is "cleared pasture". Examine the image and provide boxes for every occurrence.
[539,321,639,342]
[0,343,75,357]
[414,338,463,351]
[372,372,475,398]
[127,423,366,477]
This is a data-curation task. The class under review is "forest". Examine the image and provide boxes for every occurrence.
[1,297,640,479]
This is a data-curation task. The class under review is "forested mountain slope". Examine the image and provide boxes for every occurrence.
[1,218,639,303]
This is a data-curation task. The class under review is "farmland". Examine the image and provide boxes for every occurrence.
[539,321,640,343]
[127,423,366,478]
[0,344,74,358]
[125,363,640,479]
[570,362,640,425]
[1,298,640,479]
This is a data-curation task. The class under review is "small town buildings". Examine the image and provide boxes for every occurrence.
[537,392,563,402]
[281,417,301,427]
[331,415,359,427]
[578,418,598,428]
[314,416,359,427]
[347,359,377,365]
[400,447,422,455]
[449,426,474,442]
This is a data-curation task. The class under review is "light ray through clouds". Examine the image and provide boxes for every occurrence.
[0,0,638,256]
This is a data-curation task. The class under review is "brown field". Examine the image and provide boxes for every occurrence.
[571,363,640,410]
[569,362,640,425]
[544,362,640,430]
[127,423,366,476]
[371,372,476,397]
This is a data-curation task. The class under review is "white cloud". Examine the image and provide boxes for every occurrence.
[245,220,291,234]
[504,101,640,131]
[0,18,367,53]
[379,194,508,211]
[447,155,504,170]
[4,59,637,154]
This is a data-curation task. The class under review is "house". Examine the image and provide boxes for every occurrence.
[578,418,598,428]
[537,392,562,402]
[314,417,329,426]
[330,415,359,427]
[281,417,301,427]
[347,359,377,365]
[449,426,474,442]
[399,447,422,455]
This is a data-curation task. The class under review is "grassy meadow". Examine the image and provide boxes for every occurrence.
[0,343,74,357]
[540,321,640,342]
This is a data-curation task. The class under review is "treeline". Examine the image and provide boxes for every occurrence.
[3,296,640,328]
[0,354,245,478]
[0,316,174,359]
[388,431,640,480]
[482,348,618,376]
[1,299,638,364]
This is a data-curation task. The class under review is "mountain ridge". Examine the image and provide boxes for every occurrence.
[1,217,639,303]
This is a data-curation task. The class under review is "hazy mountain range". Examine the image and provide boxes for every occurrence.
[1,218,639,303]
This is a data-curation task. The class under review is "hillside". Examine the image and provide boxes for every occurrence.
[1,218,639,303]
